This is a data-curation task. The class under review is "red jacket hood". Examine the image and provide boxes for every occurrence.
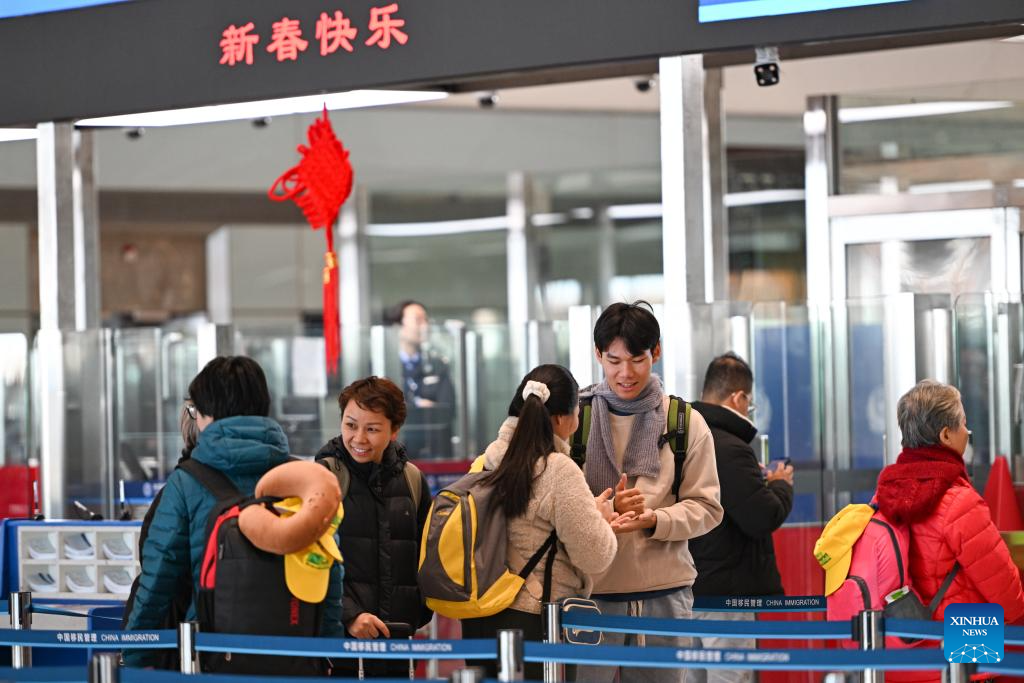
[875,445,968,524]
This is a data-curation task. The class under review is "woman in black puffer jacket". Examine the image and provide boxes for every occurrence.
[316,376,433,679]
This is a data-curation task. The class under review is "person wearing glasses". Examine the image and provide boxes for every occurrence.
[687,352,793,683]
[123,356,345,671]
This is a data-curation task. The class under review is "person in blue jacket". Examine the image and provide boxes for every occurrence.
[123,356,344,668]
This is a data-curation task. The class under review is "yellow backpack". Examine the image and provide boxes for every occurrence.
[417,469,557,619]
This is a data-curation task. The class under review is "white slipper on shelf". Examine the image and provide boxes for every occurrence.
[26,572,58,593]
[101,537,133,561]
[63,533,94,559]
[66,567,96,593]
[27,537,57,560]
[102,568,133,595]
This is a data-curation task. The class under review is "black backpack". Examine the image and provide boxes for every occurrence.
[179,459,329,676]
[570,395,692,500]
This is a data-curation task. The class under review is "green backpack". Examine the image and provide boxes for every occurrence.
[570,395,692,501]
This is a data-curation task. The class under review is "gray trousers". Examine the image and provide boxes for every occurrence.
[682,610,756,683]
[574,587,694,683]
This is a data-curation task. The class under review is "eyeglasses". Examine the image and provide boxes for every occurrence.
[184,399,197,420]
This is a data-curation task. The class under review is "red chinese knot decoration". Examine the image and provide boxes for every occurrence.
[268,108,353,373]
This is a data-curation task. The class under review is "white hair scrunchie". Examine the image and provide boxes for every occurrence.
[522,380,551,404]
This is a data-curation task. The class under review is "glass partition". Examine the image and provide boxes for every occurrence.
[751,301,824,597]
[59,329,113,518]
[0,333,32,518]
[15,292,1024,527]
[233,319,571,463]
[0,333,30,467]
[838,95,1024,195]
[751,303,819,478]
[954,293,1024,484]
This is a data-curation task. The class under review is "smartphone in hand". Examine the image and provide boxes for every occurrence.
[380,622,413,640]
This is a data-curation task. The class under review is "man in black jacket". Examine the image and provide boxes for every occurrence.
[688,353,793,683]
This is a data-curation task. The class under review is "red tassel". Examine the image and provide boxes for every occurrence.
[268,108,353,375]
[322,250,340,374]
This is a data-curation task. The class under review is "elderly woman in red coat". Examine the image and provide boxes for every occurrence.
[876,380,1024,682]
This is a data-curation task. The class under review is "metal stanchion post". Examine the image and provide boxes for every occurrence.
[856,610,884,683]
[178,621,200,674]
[543,602,564,683]
[10,591,32,669]
[944,662,976,683]
[497,628,525,682]
[450,667,486,683]
[89,652,121,683]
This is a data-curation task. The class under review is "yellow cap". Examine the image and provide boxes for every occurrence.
[274,497,344,603]
[813,503,875,597]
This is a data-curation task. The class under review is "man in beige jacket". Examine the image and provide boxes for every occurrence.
[576,302,723,683]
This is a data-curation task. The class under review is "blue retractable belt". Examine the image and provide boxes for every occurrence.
[561,611,851,639]
[525,642,947,671]
[0,627,176,649]
[195,633,496,660]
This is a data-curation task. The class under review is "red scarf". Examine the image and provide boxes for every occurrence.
[895,444,968,479]
[876,444,968,523]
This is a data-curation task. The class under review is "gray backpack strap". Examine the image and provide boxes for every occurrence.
[928,562,960,614]
[404,463,423,511]
[320,456,350,499]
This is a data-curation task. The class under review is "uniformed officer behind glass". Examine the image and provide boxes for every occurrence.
[386,300,455,459]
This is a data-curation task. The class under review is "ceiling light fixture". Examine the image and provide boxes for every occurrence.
[76,90,448,128]
[0,129,37,143]
[838,101,1013,123]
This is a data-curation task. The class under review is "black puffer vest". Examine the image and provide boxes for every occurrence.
[315,439,426,633]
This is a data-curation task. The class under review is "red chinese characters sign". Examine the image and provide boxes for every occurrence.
[219,22,260,66]
[266,17,308,62]
[219,4,407,67]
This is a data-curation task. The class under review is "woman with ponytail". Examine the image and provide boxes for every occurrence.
[461,364,631,679]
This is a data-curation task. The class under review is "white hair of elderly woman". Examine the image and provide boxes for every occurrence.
[896,379,965,449]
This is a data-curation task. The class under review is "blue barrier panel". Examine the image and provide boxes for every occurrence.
[1008,625,1024,646]
[0,599,7,613]
[693,596,827,612]
[0,628,176,649]
[524,643,947,671]
[0,666,86,682]
[195,633,496,660]
[561,611,852,640]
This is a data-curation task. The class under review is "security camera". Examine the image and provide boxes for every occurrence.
[634,77,655,93]
[252,117,271,129]
[753,46,780,87]
[125,127,144,140]
[478,92,498,109]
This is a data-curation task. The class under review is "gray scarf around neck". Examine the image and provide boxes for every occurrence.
[581,374,665,494]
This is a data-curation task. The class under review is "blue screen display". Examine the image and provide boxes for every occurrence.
[0,0,134,20]
[699,0,910,23]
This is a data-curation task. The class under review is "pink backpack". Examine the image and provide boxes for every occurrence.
[820,504,958,649]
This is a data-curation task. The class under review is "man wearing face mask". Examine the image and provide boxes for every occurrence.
[687,353,793,683]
